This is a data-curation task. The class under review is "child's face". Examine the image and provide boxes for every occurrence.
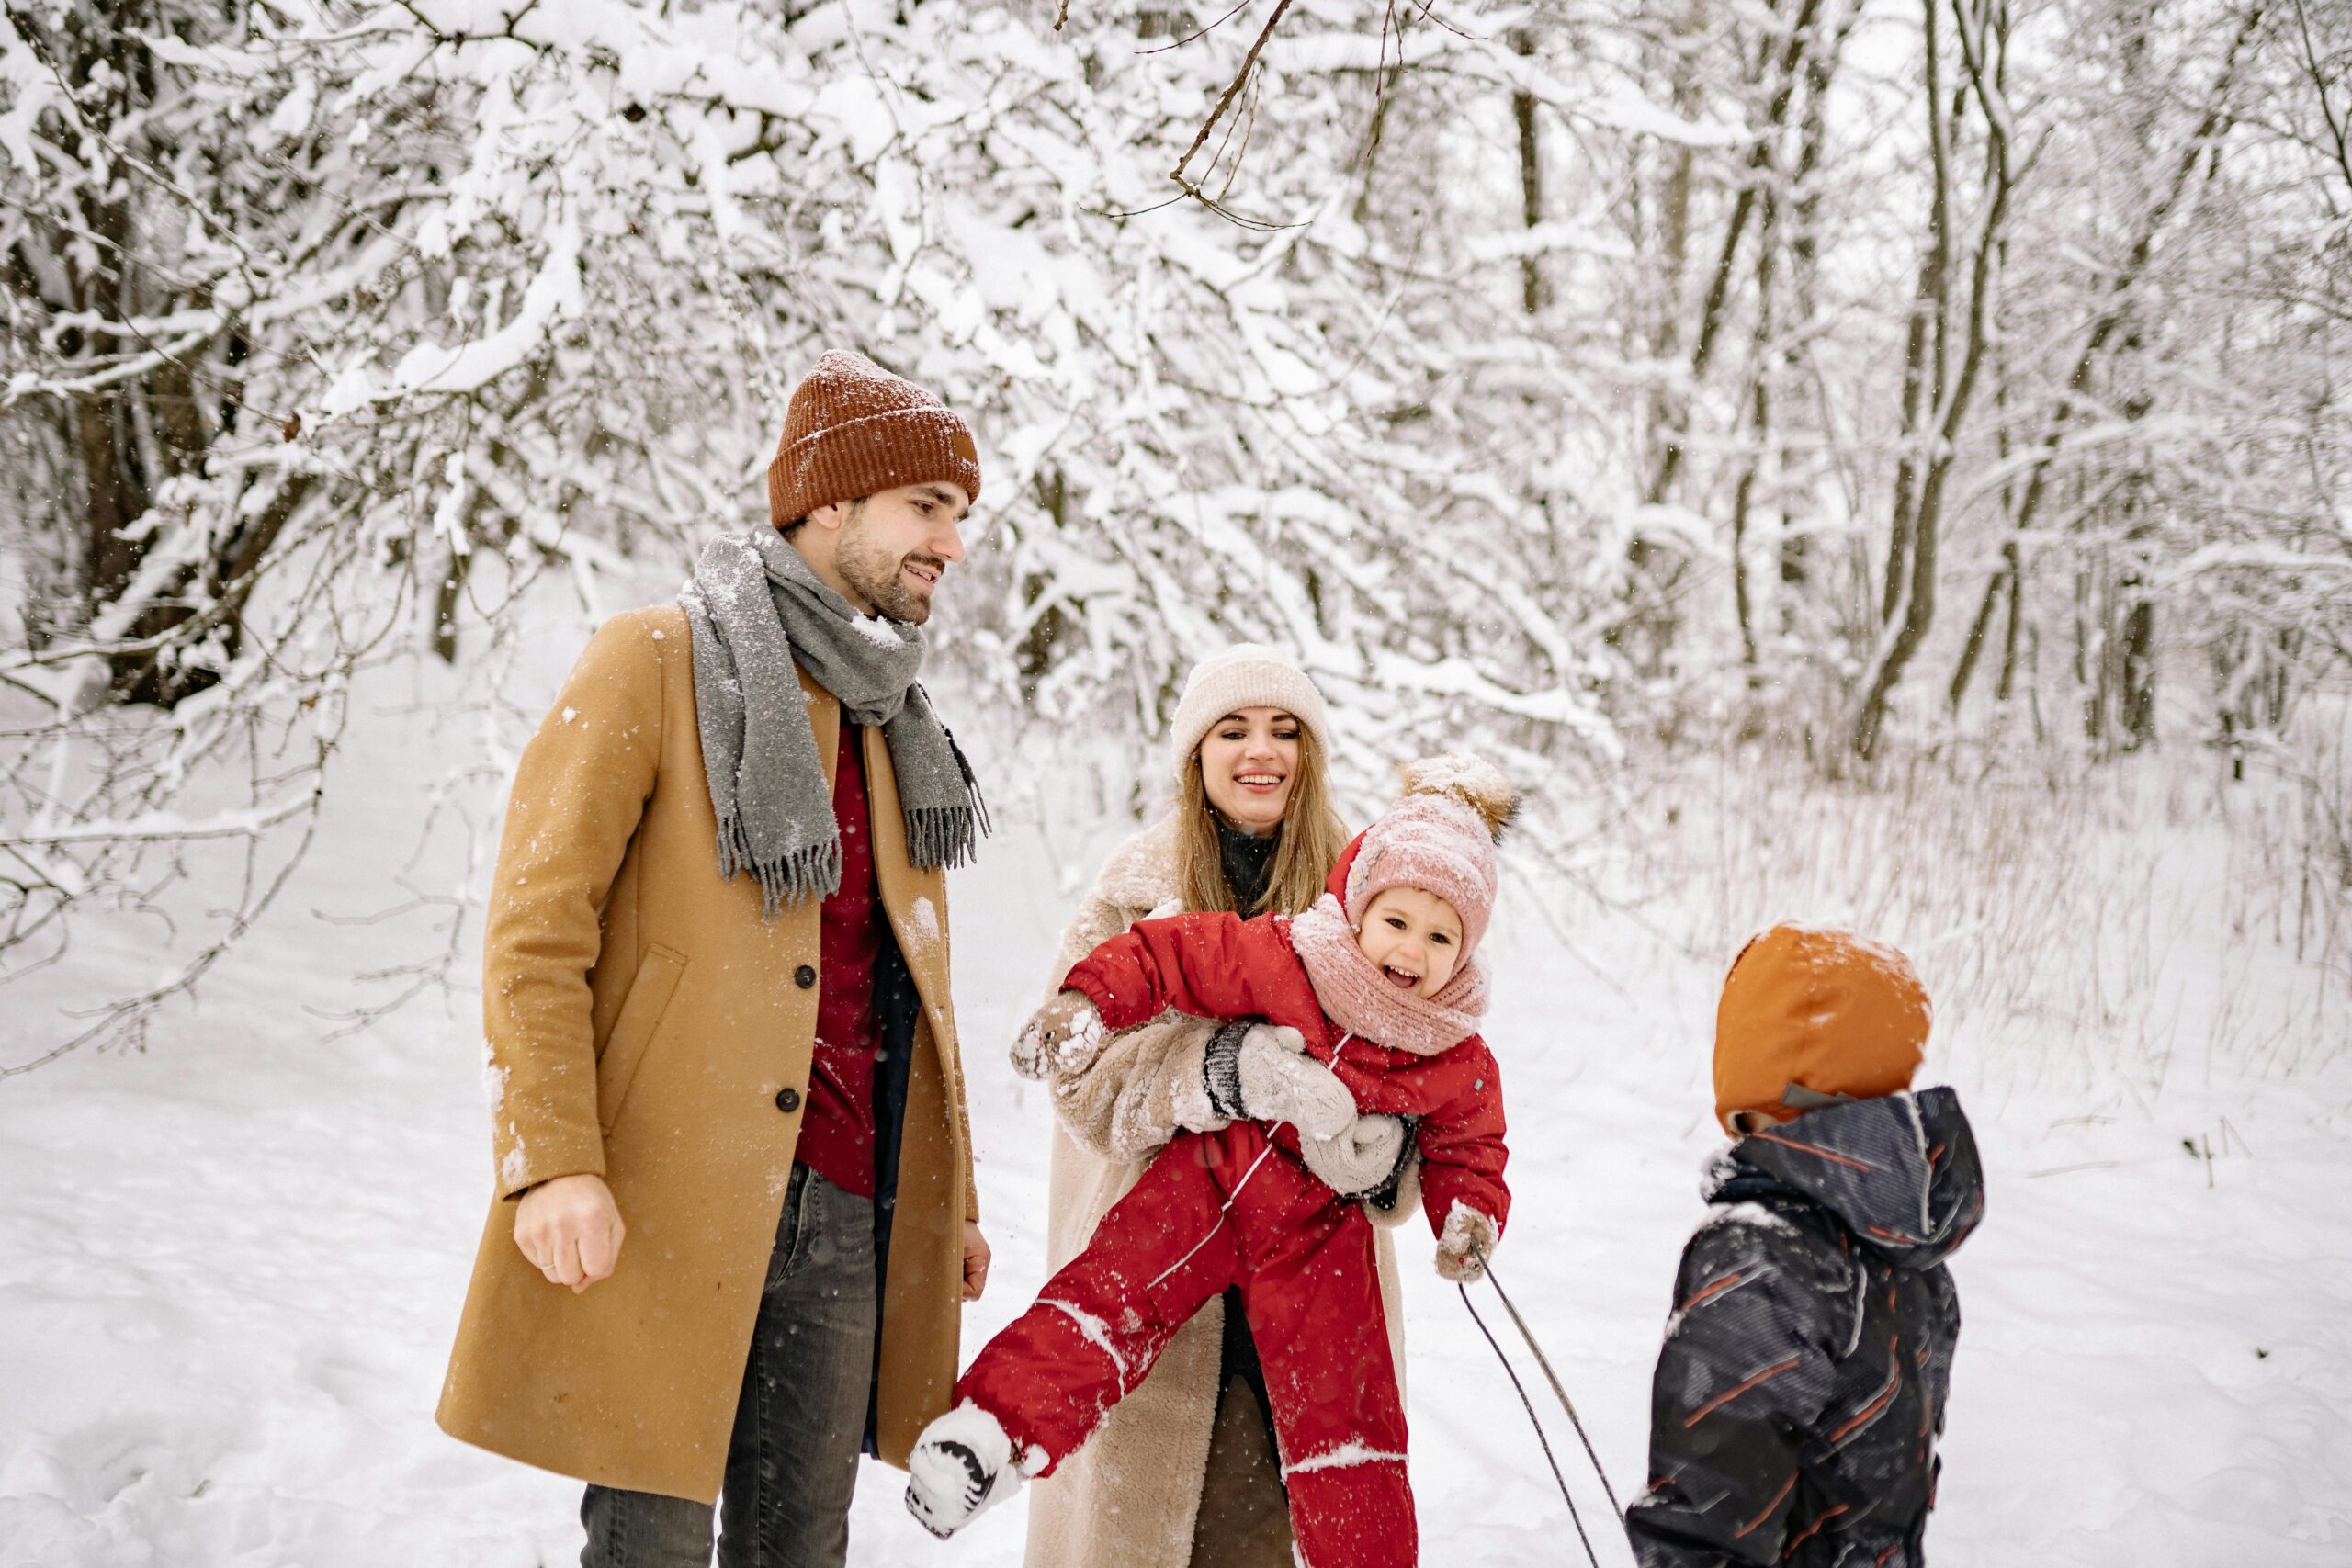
[1355,886,1464,998]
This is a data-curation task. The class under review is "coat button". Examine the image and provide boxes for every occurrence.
[775,1087,802,1113]
[795,964,817,989]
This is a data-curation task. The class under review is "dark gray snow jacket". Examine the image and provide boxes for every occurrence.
[1624,1088,1984,1568]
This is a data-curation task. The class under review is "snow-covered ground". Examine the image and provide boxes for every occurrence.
[4,651,2349,1567]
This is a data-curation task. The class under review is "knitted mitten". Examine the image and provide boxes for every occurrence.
[1009,992,1105,1081]
[905,1402,1033,1539]
[1297,1111,1411,1198]
[1435,1200,1501,1282]
[1202,1021,1356,1140]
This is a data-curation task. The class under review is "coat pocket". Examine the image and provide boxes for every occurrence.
[595,942,688,1134]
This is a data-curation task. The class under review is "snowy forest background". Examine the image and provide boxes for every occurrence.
[2,1,2350,1563]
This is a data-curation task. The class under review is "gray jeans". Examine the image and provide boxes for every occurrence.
[582,1165,878,1568]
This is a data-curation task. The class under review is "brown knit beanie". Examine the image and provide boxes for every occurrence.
[766,350,982,530]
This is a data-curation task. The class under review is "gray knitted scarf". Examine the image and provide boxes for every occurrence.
[681,527,986,918]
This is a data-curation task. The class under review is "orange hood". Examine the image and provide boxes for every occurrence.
[1713,924,1930,1134]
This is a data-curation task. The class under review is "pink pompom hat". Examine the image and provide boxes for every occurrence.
[1339,753,1518,964]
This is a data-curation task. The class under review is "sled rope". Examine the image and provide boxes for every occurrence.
[1472,1238,1623,1517]
[1458,1275,1599,1568]
[1457,1237,1627,1565]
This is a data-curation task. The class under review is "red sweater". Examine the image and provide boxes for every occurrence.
[1061,912,1510,1238]
[797,725,886,1199]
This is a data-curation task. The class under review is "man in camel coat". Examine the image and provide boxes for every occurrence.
[438,351,993,1568]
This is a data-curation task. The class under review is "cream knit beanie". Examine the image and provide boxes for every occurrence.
[1168,645,1332,782]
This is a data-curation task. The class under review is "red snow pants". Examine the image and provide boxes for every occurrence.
[956,1122,1414,1568]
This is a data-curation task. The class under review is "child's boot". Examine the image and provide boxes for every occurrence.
[904,1401,1027,1539]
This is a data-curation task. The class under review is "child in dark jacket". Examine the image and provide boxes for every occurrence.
[1626,924,1985,1568]
[905,758,1519,1568]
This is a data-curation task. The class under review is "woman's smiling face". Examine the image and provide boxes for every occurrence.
[1354,886,1464,998]
[1197,706,1302,836]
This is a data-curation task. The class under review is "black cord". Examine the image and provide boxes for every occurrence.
[1457,1280,1600,1568]
[1477,1247,1625,1519]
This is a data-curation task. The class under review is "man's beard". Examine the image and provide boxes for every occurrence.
[838,523,942,625]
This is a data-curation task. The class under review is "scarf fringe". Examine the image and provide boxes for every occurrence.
[905,806,982,873]
[944,726,992,840]
[716,818,844,919]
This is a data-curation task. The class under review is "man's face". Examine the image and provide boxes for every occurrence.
[832,482,971,625]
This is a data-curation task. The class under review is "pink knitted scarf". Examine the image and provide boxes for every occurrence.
[1289,894,1487,1058]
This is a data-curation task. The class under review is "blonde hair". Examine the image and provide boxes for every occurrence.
[1175,727,1351,918]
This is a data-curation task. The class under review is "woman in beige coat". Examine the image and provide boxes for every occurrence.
[1023,646,1418,1568]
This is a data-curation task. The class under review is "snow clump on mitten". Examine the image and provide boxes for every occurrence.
[1435,1200,1501,1282]
[905,1401,1040,1538]
[1009,992,1105,1080]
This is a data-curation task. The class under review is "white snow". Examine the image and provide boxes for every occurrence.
[852,614,905,648]
[390,224,582,398]
[1283,1441,1410,1477]
[0,671,2346,1567]
[1037,1299,1131,1393]
[906,893,942,951]
[0,27,62,175]
[498,1137,527,1192]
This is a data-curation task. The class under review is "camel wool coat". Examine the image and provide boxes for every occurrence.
[435,604,980,1504]
[1024,812,1406,1568]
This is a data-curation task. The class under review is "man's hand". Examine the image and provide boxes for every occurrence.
[514,1172,627,1293]
[961,1222,992,1303]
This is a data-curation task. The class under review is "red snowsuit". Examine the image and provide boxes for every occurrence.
[956,911,1510,1568]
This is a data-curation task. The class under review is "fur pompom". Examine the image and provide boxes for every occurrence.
[1396,752,1520,842]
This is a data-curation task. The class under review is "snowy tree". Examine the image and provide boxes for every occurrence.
[2,0,2346,1060]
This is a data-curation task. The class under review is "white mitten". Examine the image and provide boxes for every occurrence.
[1010,992,1104,1081]
[1297,1111,1410,1198]
[1434,1200,1501,1283]
[1233,1024,1356,1140]
[905,1401,1037,1538]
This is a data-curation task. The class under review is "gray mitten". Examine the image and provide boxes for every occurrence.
[1204,1021,1356,1140]
[1296,1111,1410,1198]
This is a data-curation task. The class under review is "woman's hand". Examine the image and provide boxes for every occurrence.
[1010,991,1105,1080]
[1298,1111,1411,1198]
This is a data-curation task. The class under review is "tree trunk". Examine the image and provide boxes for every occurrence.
[1618,0,1826,675]
[1996,539,2025,701]
[1513,28,1546,316]
[1015,468,1074,684]
[1946,1,2267,698]
[1851,0,2016,761]
[2118,592,2155,750]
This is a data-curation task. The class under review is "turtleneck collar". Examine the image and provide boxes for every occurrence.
[1214,813,1281,915]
